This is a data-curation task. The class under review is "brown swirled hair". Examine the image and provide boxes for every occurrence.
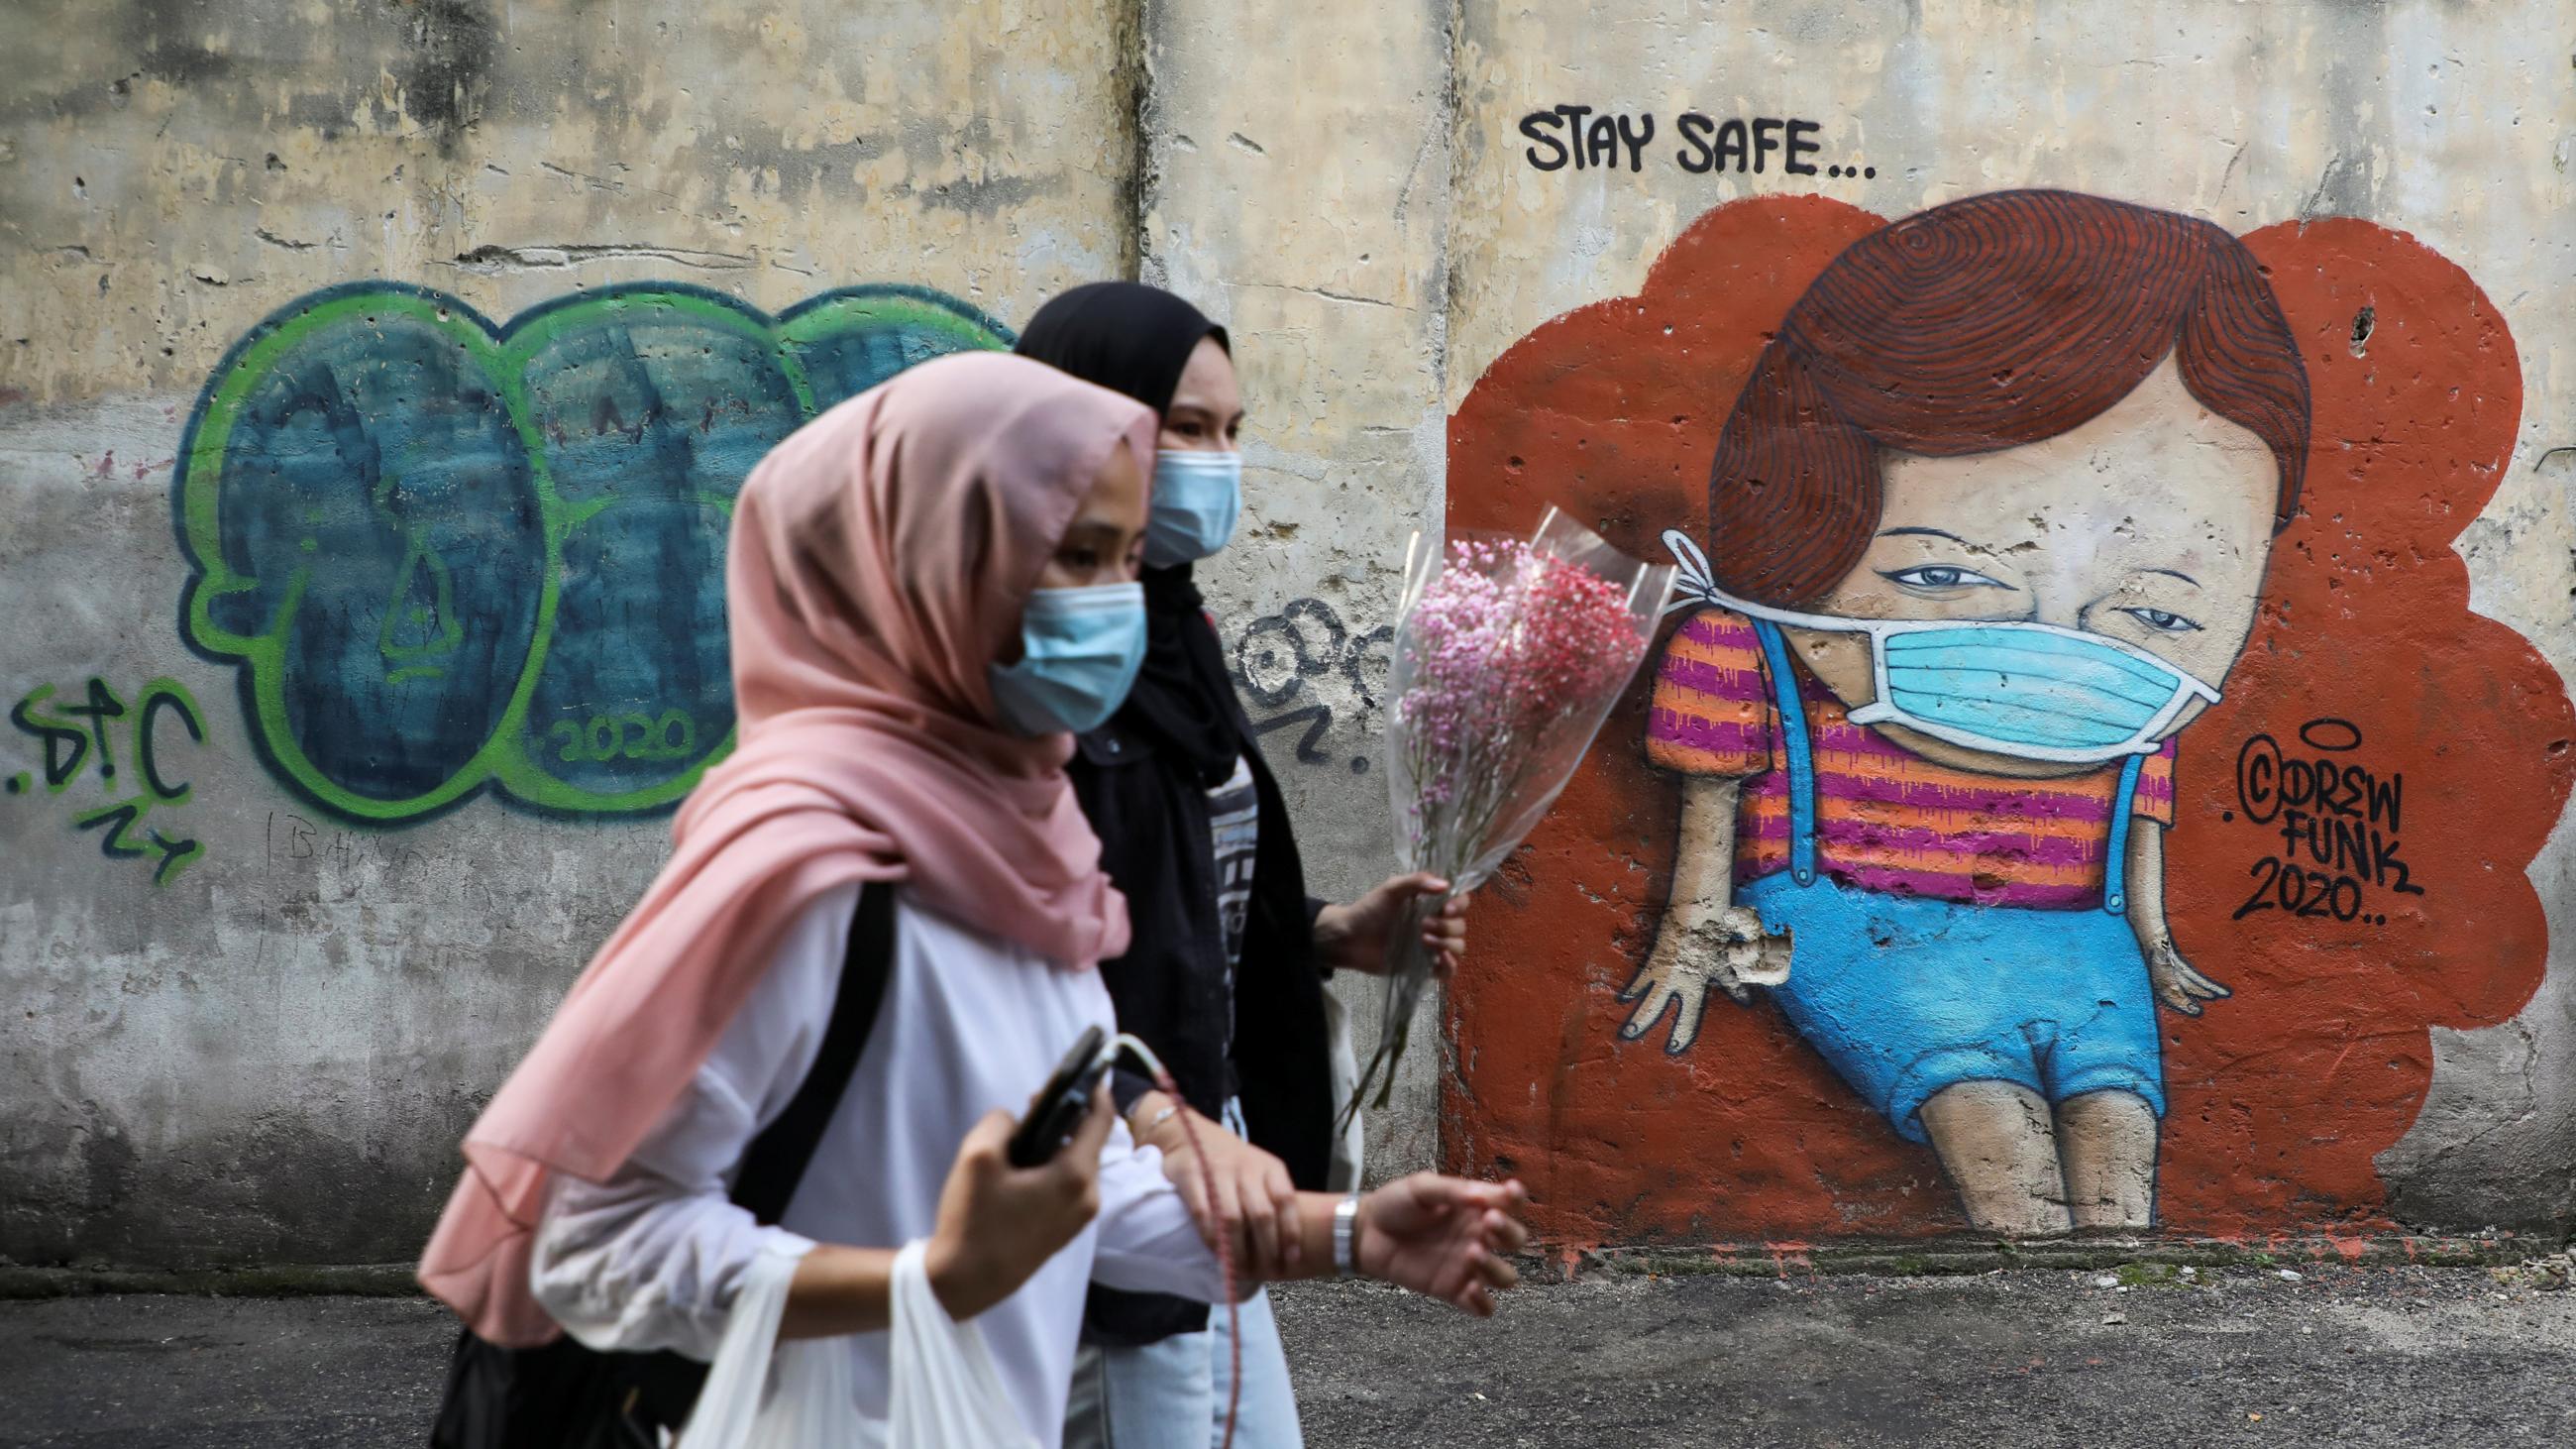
[1708,188,2311,608]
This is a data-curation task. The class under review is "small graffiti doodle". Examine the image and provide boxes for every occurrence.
[174,281,1012,824]
[1230,597,1392,773]
[7,678,211,884]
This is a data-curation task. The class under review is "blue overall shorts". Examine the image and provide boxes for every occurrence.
[1739,620,2168,1143]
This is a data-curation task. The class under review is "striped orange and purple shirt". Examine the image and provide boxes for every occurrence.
[1647,609,2175,911]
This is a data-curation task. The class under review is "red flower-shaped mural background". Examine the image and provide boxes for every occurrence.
[1444,195,2570,1246]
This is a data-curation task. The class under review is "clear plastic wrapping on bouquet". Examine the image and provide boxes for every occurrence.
[1349,506,1675,1120]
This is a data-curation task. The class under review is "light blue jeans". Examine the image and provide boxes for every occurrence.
[1062,1102,1306,1449]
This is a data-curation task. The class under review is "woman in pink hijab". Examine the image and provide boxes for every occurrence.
[419,352,1527,1446]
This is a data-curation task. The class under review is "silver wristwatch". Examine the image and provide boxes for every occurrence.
[1332,1192,1361,1278]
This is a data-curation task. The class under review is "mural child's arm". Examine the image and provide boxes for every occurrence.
[1617,776,1782,1054]
[2123,819,2231,1016]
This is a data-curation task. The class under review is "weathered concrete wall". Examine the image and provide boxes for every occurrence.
[0,0,1135,1269]
[6,0,2573,1273]
[1139,0,1460,1176]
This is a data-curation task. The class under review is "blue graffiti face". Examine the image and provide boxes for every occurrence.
[177,282,1014,822]
[512,300,805,795]
[200,308,545,807]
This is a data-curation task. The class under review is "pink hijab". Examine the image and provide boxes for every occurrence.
[419,351,1159,1345]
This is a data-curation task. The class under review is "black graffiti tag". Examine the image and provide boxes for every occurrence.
[7,678,210,885]
[1231,598,1392,773]
[2230,718,2420,927]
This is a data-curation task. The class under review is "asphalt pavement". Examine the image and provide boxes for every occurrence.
[3,1262,2571,1446]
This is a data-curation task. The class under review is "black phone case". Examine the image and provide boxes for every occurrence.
[1007,1025,1110,1168]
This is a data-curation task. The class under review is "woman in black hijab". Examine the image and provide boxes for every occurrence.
[1019,283,1467,1449]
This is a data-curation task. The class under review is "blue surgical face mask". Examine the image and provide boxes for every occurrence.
[987,582,1149,736]
[1663,529,2219,764]
[1144,451,1243,567]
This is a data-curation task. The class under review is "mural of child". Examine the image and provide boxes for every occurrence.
[1619,190,2311,1235]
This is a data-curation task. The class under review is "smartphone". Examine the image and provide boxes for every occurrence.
[1005,1024,1112,1169]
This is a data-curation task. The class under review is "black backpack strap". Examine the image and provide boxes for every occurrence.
[432,881,903,1449]
[729,879,899,1224]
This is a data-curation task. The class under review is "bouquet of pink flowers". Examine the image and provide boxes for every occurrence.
[1346,507,1675,1122]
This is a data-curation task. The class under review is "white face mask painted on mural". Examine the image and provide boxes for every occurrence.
[1663,530,2221,764]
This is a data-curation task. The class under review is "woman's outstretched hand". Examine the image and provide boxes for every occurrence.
[1315,872,1469,979]
[1354,1173,1530,1316]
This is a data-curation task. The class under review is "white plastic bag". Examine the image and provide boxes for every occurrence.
[686,1243,858,1448]
[889,1238,1039,1448]
[683,1239,1037,1448]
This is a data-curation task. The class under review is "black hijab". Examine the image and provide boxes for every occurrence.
[1015,282,1244,785]
[1018,283,1336,1239]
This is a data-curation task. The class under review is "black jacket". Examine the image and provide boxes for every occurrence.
[1069,682,1334,1346]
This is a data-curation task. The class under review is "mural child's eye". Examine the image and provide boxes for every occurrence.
[1879,564,2006,592]
[2122,606,2200,633]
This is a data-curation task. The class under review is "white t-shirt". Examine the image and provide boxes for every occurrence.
[1206,753,1261,1042]
[528,884,1226,1447]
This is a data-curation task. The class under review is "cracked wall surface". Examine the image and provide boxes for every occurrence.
[4,0,2572,1271]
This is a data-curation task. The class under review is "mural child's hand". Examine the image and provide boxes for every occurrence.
[2147,938,2231,1016]
[1620,905,1780,1053]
